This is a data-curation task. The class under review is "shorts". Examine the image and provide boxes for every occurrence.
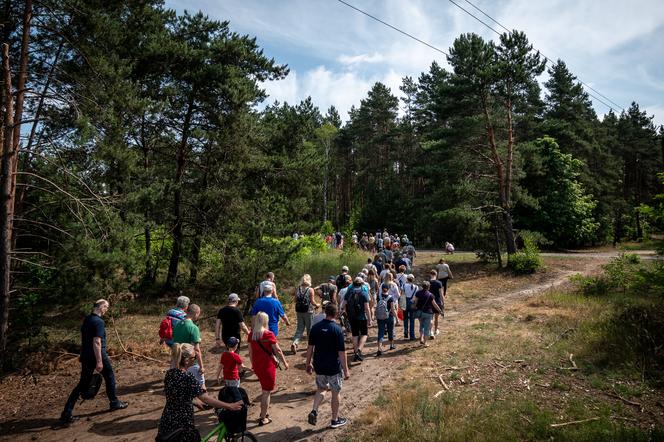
[350,319,368,337]
[315,373,343,392]
[224,379,240,388]
[187,364,206,390]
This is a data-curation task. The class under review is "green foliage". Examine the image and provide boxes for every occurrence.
[508,236,543,274]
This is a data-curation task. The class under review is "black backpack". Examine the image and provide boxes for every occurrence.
[321,284,332,303]
[81,373,103,400]
[216,386,250,435]
[295,287,310,313]
[346,286,364,319]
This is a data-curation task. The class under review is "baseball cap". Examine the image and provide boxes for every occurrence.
[226,337,239,347]
[228,293,240,302]
[342,266,349,272]
[328,275,336,281]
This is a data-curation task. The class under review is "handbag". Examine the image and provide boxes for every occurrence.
[81,373,103,400]
[257,338,283,370]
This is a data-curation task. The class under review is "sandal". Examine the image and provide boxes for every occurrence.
[258,416,273,426]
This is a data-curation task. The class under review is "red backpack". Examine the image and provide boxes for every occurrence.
[159,316,174,341]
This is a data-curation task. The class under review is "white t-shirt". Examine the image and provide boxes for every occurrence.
[380,269,391,282]
[259,280,276,296]
[403,282,419,299]
[436,263,451,279]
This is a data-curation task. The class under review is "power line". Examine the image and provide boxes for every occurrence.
[336,0,449,57]
[456,0,625,111]
[336,0,622,113]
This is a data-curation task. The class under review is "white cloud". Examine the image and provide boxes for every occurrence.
[338,52,385,65]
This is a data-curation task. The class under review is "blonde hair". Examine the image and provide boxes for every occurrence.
[300,274,312,287]
[252,312,269,341]
[170,342,195,369]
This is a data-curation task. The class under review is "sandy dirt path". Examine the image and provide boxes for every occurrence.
[0,253,611,442]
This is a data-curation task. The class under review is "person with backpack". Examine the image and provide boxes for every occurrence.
[375,285,397,356]
[159,295,190,347]
[172,304,206,390]
[381,272,402,326]
[343,277,372,362]
[156,343,242,441]
[291,274,320,354]
[314,276,338,305]
[59,299,128,426]
[306,302,350,429]
[335,266,350,291]
[402,274,419,340]
[414,281,442,347]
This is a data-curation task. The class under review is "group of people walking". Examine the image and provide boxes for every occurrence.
[58,247,454,440]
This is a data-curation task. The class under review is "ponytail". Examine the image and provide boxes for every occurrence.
[170,342,195,369]
[170,343,183,369]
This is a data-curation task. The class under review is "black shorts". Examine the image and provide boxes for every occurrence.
[438,277,449,289]
[350,319,368,337]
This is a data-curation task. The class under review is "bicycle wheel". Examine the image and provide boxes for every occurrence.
[225,431,257,442]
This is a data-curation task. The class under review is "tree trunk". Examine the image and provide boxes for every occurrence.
[0,43,15,359]
[165,93,195,289]
[502,210,517,255]
[494,214,503,268]
[189,231,201,284]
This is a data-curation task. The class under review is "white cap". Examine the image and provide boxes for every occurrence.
[228,293,240,302]
[342,266,349,272]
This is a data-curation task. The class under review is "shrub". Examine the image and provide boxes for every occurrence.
[509,237,542,274]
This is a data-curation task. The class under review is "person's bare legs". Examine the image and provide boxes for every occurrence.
[358,335,368,353]
[260,390,271,420]
[433,313,439,335]
[352,336,359,353]
[331,390,341,421]
[313,388,326,412]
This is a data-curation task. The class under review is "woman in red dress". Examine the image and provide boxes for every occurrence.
[248,311,289,425]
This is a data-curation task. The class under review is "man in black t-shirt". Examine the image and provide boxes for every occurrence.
[305,303,350,429]
[429,270,444,338]
[60,299,128,426]
[215,293,249,351]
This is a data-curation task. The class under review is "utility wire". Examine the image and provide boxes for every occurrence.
[336,0,622,112]
[336,0,449,57]
[457,0,624,111]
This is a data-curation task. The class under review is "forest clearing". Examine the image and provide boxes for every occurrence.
[1,0,663,441]
[1,249,662,441]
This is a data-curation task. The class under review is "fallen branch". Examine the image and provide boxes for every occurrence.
[110,317,163,364]
[494,361,509,369]
[545,328,575,349]
[605,392,643,410]
[550,417,600,428]
[442,366,470,371]
[611,415,637,423]
[438,374,450,390]
[433,389,445,398]
[559,353,578,371]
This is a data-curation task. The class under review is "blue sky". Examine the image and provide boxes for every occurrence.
[166,0,664,127]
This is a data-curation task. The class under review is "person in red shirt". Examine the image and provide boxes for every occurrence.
[248,312,289,426]
[216,337,246,388]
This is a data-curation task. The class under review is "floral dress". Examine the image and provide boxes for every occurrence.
[157,368,204,441]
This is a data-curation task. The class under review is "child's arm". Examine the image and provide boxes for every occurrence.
[216,361,224,384]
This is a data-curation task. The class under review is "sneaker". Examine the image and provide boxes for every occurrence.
[330,417,348,428]
[308,410,318,425]
[436,329,440,336]
[429,335,435,340]
[58,415,79,426]
[110,401,129,411]
[353,353,361,362]
[291,343,298,355]
[355,351,364,362]
[389,344,396,350]
[376,350,382,357]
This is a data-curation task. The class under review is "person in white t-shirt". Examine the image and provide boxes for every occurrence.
[436,259,454,297]
[401,274,419,341]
